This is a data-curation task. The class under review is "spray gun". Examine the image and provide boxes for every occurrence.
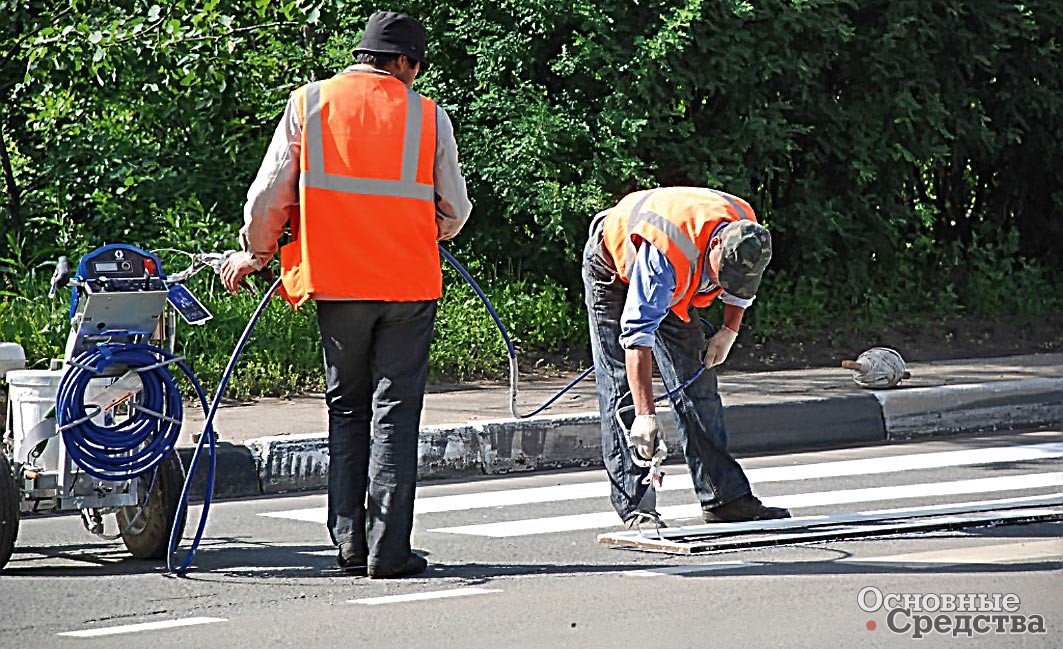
[615,408,668,490]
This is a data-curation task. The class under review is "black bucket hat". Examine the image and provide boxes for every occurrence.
[354,11,430,71]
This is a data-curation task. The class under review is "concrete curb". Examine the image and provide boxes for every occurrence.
[874,378,1063,440]
[226,378,1062,498]
[175,442,260,501]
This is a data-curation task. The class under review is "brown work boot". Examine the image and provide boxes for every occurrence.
[702,495,791,523]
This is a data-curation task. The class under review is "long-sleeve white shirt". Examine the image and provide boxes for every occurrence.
[240,65,473,273]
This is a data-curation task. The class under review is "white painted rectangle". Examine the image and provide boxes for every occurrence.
[431,474,1063,537]
[58,617,227,638]
[350,587,501,605]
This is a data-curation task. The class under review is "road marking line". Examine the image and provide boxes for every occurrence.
[261,507,325,524]
[350,588,501,605]
[430,472,1063,537]
[844,539,1063,565]
[259,442,1063,524]
[623,562,761,577]
[58,617,226,638]
[767,472,1063,509]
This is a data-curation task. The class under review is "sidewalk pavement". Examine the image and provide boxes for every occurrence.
[176,353,1063,499]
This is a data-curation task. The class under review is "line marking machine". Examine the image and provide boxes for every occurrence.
[0,243,272,573]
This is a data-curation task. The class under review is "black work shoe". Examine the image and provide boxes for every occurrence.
[702,495,791,523]
[622,510,668,531]
[368,554,428,579]
[337,541,368,571]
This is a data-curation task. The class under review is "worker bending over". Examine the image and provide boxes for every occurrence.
[583,186,790,529]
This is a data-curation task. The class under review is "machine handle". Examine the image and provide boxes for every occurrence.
[48,256,71,298]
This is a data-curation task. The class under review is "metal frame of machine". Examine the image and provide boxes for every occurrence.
[0,244,216,570]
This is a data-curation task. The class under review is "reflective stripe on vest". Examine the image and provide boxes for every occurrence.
[707,189,753,223]
[301,81,434,201]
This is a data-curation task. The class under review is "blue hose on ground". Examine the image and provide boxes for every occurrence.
[167,277,283,574]
[438,245,715,417]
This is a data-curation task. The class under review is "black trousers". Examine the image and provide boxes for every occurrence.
[316,299,437,569]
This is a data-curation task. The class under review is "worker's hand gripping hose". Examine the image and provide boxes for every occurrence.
[611,318,717,490]
[626,414,668,488]
[166,277,282,574]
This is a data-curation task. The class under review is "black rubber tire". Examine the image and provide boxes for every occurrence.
[118,453,187,560]
[0,452,19,572]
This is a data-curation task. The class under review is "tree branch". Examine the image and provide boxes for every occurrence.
[0,124,22,234]
[0,5,75,69]
[177,21,299,44]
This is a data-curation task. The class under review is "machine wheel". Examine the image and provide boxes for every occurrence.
[118,452,186,559]
[0,453,19,571]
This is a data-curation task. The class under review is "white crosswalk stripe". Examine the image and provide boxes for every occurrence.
[258,440,1063,538]
[350,588,502,605]
[430,473,1063,537]
[58,618,227,638]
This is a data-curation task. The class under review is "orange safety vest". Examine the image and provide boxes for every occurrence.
[279,70,439,307]
[601,187,758,322]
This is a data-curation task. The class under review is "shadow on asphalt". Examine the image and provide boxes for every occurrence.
[6,527,1060,582]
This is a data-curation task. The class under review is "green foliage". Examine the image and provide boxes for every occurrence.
[432,261,587,380]
[0,1,1060,394]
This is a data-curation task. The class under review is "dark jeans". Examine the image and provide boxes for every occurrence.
[316,299,437,569]
[582,232,752,521]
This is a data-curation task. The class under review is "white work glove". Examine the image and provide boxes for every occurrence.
[628,414,661,465]
[702,327,738,369]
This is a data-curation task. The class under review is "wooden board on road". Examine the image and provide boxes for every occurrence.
[597,493,1063,554]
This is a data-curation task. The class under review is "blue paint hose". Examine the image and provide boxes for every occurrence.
[438,245,714,418]
[166,278,282,574]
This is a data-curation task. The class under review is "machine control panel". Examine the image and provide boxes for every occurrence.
[77,245,167,292]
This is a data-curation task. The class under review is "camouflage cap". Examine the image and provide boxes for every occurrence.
[716,221,772,299]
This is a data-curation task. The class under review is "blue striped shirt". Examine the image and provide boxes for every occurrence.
[619,228,754,349]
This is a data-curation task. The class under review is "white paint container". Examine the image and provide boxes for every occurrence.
[6,369,64,469]
[0,342,26,377]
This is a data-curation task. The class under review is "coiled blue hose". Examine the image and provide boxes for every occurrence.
[54,277,281,574]
[57,343,211,481]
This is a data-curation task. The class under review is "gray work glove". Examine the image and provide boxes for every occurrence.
[629,414,661,465]
[703,327,738,369]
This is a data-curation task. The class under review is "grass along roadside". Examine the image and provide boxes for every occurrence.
[1,245,1059,397]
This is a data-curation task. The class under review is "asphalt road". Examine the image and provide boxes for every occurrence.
[2,429,1061,648]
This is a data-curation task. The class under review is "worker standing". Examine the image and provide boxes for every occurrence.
[583,187,789,528]
[222,11,472,578]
